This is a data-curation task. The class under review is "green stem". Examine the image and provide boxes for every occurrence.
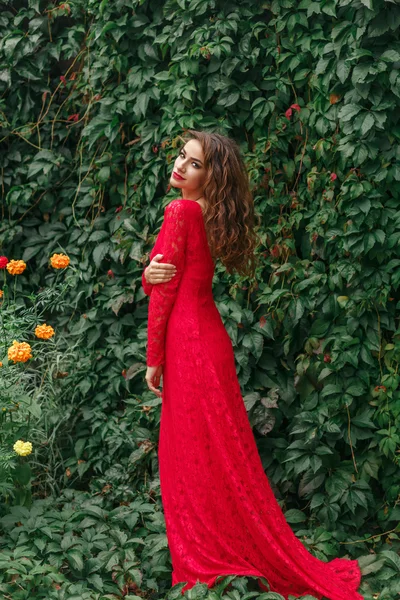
[0,303,7,350]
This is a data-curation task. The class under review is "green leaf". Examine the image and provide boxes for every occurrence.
[92,242,110,268]
[242,330,264,358]
[351,64,370,86]
[27,400,42,419]
[22,245,42,262]
[67,551,84,572]
[381,551,400,572]
[338,104,362,122]
[321,384,342,397]
[136,93,149,117]
[360,113,374,136]
[97,166,110,182]
[87,573,104,590]
[310,319,330,337]
[88,230,110,243]
[243,392,259,410]
[336,59,351,83]
[284,509,307,523]
[82,505,106,519]
[358,198,371,214]
[13,463,32,486]
[380,49,400,62]
[219,91,240,107]
[352,412,375,428]
[74,438,86,459]
[374,229,386,244]
[345,383,365,397]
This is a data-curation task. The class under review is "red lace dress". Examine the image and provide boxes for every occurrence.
[142,198,363,600]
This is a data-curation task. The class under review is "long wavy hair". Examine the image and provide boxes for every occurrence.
[176,130,262,281]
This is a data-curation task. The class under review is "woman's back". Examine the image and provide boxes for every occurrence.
[145,199,229,368]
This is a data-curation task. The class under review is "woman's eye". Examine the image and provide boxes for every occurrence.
[178,151,200,168]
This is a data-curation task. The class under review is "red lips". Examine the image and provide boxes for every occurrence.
[173,171,185,180]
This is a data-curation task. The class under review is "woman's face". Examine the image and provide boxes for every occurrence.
[169,139,207,197]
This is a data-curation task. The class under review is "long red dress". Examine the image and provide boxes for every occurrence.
[142,198,363,600]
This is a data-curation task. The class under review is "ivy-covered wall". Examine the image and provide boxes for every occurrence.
[1,0,400,598]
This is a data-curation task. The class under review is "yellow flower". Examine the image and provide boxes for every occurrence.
[13,440,33,456]
[0,290,3,298]
[50,253,70,269]
[6,260,26,275]
[0,361,2,367]
[8,340,32,363]
[35,324,55,339]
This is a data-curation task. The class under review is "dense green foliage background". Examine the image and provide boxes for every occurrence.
[1,0,400,598]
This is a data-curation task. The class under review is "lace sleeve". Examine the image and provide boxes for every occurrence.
[146,201,189,367]
[141,215,167,297]
[141,268,154,297]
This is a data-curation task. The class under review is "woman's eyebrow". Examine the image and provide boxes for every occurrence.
[181,148,203,165]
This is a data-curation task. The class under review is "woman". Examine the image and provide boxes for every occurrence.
[142,130,363,600]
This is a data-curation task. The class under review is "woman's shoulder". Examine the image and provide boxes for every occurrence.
[165,198,202,216]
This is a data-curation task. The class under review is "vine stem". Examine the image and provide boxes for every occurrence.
[37,49,86,128]
[292,127,309,192]
[71,143,104,229]
[346,402,358,473]
[16,190,47,224]
[339,524,399,545]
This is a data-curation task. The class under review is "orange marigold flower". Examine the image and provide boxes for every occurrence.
[0,361,2,367]
[0,290,3,298]
[50,253,70,269]
[6,260,26,275]
[35,324,55,339]
[8,340,32,363]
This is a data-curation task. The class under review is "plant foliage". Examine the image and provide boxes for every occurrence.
[1,0,400,598]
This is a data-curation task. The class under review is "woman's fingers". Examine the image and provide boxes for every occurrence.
[148,261,177,284]
[145,365,163,398]
[150,258,176,273]
[146,377,162,397]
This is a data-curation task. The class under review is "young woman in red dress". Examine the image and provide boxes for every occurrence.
[142,130,363,600]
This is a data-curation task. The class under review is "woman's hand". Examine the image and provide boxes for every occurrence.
[145,254,177,284]
[145,364,163,398]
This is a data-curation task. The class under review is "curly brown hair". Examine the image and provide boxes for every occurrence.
[178,130,262,281]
